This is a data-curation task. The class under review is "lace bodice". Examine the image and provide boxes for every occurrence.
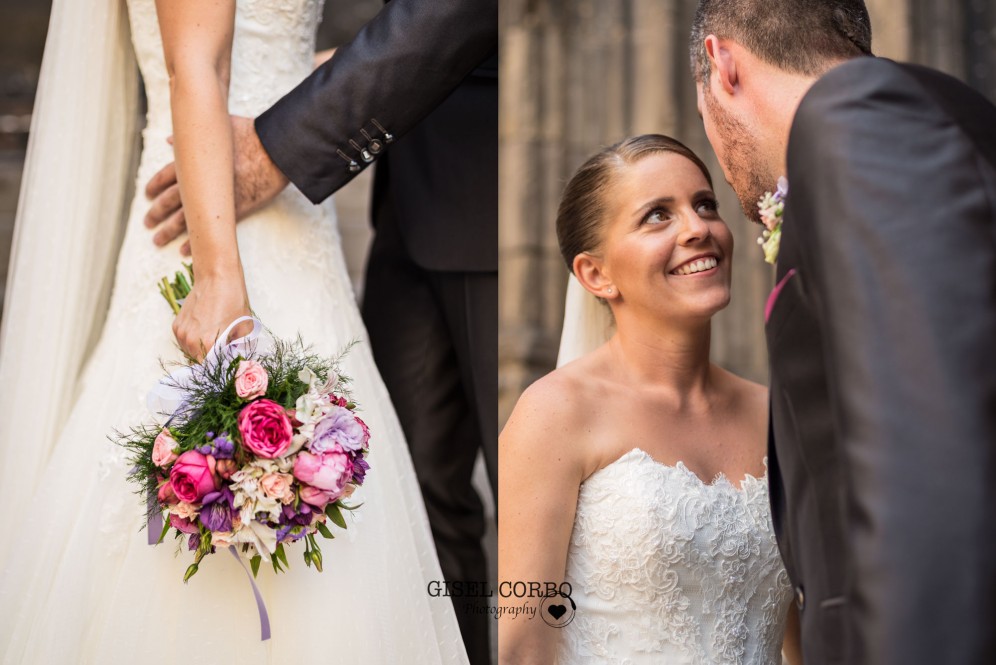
[559,448,793,664]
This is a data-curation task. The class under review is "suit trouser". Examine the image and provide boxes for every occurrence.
[361,196,497,665]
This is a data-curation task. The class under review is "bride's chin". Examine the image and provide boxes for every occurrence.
[667,293,731,322]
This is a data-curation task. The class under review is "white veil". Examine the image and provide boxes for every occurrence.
[0,0,138,561]
[556,273,615,367]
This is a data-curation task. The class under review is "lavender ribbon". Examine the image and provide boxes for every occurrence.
[147,492,163,545]
[141,316,274,640]
[229,546,272,641]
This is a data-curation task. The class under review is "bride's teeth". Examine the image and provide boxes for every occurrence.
[673,257,718,276]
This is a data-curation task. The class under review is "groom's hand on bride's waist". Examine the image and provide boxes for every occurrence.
[144,115,290,256]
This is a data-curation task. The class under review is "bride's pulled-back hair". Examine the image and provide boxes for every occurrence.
[556,134,713,273]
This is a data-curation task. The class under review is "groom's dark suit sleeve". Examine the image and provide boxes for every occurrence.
[787,57,996,664]
[254,0,497,203]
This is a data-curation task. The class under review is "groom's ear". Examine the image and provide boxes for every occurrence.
[704,35,738,96]
[573,253,617,301]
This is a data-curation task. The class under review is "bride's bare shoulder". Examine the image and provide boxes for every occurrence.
[501,351,610,474]
[711,365,769,435]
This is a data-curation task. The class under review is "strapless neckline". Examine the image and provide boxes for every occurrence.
[562,445,791,664]
[589,447,769,493]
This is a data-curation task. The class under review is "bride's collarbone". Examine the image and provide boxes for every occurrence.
[579,403,767,486]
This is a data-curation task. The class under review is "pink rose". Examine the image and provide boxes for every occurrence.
[299,484,336,508]
[152,428,179,467]
[238,399,293,458]
[169,450,219,503]
[260,472,295,504]
[293,447,353,500]
[235,360,269,400]
[157,478,179,505]
[169,513,199,534]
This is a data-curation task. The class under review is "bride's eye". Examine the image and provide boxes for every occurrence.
[643,208,672,225]
[695,198,719,216]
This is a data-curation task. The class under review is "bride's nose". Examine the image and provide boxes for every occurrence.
[676,210,711,246]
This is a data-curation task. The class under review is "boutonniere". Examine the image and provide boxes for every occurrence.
[756,176,788,265]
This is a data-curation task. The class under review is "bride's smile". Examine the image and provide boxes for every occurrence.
[669,253,719,276]
[577,150,734,323]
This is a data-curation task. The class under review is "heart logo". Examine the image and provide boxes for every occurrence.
[547,604,567,620]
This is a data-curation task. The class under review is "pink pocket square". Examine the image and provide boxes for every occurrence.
[765,269,797,324]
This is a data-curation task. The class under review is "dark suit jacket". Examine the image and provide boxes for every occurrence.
[767,56,996,665]
[255,0,498,272]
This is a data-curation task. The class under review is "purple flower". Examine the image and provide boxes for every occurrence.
[199,486,234,532]
[196,432,235,459]
[350,452,370,485]
[310,406,369,453]
[188,533,201,551]
[275,503,315,542]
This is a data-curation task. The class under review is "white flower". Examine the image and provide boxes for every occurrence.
[227,520,278,561]
[756,177,788,264]
[298,367,318,387]
[286,433,309,457]
[173,502,199,520]
[319,371,339,395]
[229,459,290,523]
[295,391,331,427]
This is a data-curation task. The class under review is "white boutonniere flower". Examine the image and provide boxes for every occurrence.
[757,176,788,265]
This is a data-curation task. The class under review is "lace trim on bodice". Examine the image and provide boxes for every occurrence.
[560,448,793,664]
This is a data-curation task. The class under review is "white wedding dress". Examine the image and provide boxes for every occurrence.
[557,448,793,664]
[0,0,469,663]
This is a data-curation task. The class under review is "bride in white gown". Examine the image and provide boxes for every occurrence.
[0,0,468,663]
[499,135,799,664]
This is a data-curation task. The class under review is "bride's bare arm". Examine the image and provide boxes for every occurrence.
[783,604,803,665]
[156,0,251,360]
[498,375,586,665]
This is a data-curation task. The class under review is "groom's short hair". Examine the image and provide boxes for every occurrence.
[690,0,872,83]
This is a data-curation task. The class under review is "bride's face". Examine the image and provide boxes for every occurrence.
[586,153,733,323]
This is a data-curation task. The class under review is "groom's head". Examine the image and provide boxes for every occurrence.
[690,0,872,222]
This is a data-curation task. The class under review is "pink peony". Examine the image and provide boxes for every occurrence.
[299,484,336,508]
[260,472,295,504]
[169,450,219,503]
[238,399,293,458]
[293,447,353,500]
[235,360,269,400]
[151,428,179,467]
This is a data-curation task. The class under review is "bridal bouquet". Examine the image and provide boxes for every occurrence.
[118,267,370,584]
